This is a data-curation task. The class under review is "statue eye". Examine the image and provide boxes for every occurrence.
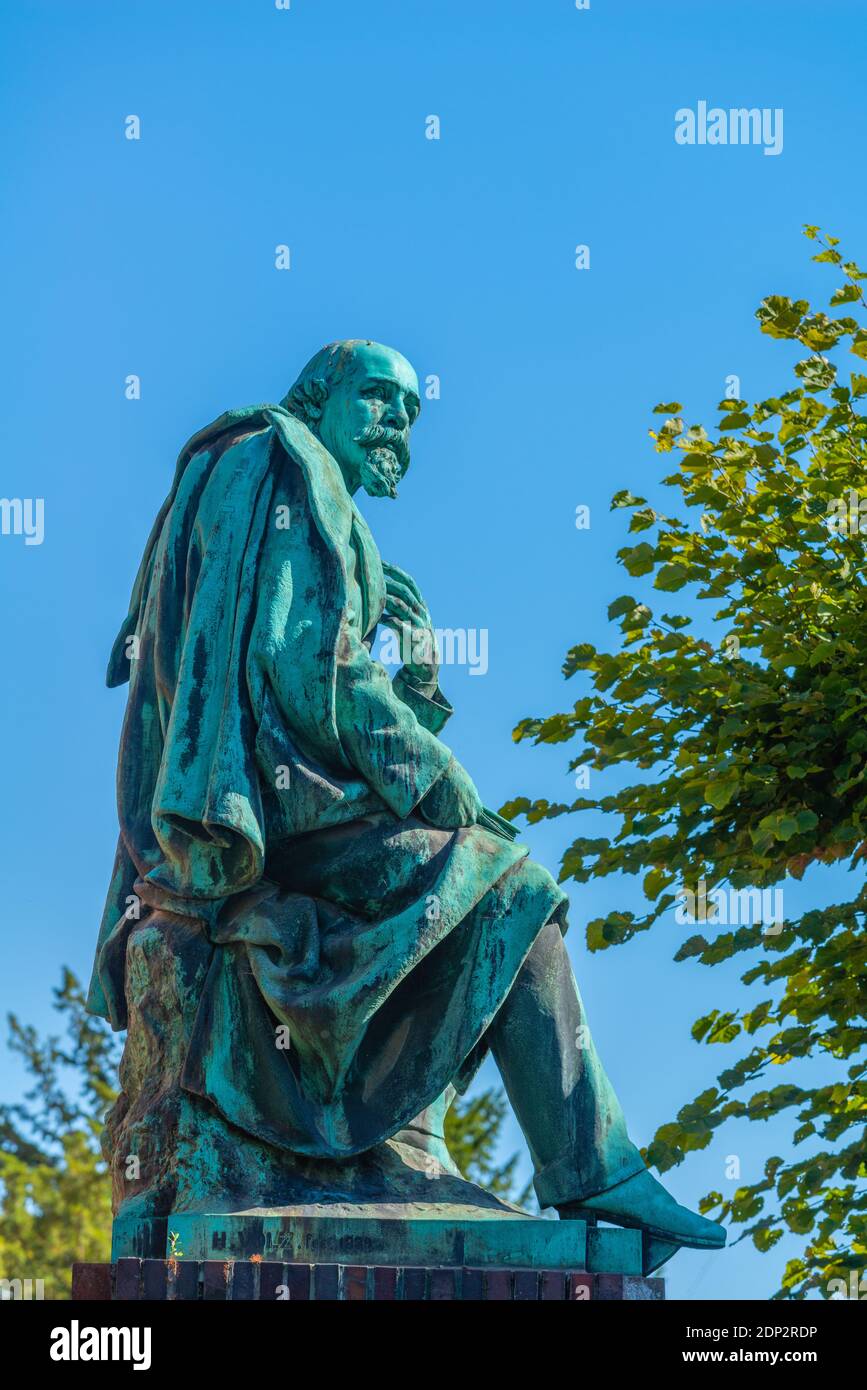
[361,385,386,400]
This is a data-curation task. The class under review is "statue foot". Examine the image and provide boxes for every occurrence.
[557,1168,726,1251]
[642,1235,681,1275]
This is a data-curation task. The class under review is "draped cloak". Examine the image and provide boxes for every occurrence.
[87,405,567,1158]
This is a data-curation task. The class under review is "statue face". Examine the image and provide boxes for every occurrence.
[317,343,420,498]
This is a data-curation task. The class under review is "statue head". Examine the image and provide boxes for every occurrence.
[282,340,420,499]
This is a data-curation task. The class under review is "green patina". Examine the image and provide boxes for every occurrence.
[89,340,726,1277]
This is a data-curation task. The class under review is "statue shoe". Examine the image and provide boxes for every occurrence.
[557,1168,726,1250]
[642,1236,681,1275]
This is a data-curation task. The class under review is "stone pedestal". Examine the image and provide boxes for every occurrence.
[96,906,673,1307]
[114,1209,636,1269]
[99,1196,668,1300]
[76,1206,667,1301]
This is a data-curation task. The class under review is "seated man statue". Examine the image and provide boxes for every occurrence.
[87,338,725,1272]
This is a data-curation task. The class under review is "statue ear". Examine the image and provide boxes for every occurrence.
[308,377,329,419]
[287,375,329,427]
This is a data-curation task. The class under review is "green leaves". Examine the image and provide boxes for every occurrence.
[757,295,809,340]
[618,541,656,577]
[505,227,867,1299]
[654,563,690,591]
[607,594,637,621]
[693,1010,742,1045]
[850,331,867,361]
[643,867,674,900]
[0,971,121,1298]
[753,1226,784,1252]
[795,356,837,391]
[758,811,801,842]
[705,776,739,810]
[756,809,820,843]
[610,490,647,509]
[561,642,596,679]
[830,284,861,307]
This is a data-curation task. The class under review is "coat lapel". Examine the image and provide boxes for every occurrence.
[350,502,386,639]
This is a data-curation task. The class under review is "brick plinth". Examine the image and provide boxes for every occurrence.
[72,1259,664,1301]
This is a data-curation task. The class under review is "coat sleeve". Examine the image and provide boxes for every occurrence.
[334,622,453,817]
[392,669,453,735]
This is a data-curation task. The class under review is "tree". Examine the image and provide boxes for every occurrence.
[502,228,867,1298]
[445,1087,533,1207]
[0,969,120,1299]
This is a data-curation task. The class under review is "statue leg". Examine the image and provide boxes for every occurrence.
[486,918,726,1252]
[486,917,644,1208]
[108,914,514,1258]
[391,1086,461,1178]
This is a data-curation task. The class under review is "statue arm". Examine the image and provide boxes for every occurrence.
[379,562,452,733]
[335,624,453,818]
[392,668,453,735]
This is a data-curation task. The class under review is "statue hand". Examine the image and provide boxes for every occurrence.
[417,758,483,829]
[381,561,439,687]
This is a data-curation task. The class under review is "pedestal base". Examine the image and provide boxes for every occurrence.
[114,1209,645,1270]
[72,1259,664,1301]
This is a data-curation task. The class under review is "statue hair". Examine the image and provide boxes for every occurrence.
[281,340,375,429]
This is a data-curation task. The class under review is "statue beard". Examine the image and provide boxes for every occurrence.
[353,423,410,499]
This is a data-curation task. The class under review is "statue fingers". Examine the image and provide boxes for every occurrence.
[383,593,425,627]
[384,577,428,624]
[383,561,427,608]
[379,612,414,640]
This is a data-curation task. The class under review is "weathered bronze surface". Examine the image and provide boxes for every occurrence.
[89,340,725,1273]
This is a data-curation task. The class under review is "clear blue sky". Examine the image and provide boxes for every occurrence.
[2,0,865,1300]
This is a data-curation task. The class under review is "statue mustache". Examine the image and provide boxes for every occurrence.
[354,422,410,473]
